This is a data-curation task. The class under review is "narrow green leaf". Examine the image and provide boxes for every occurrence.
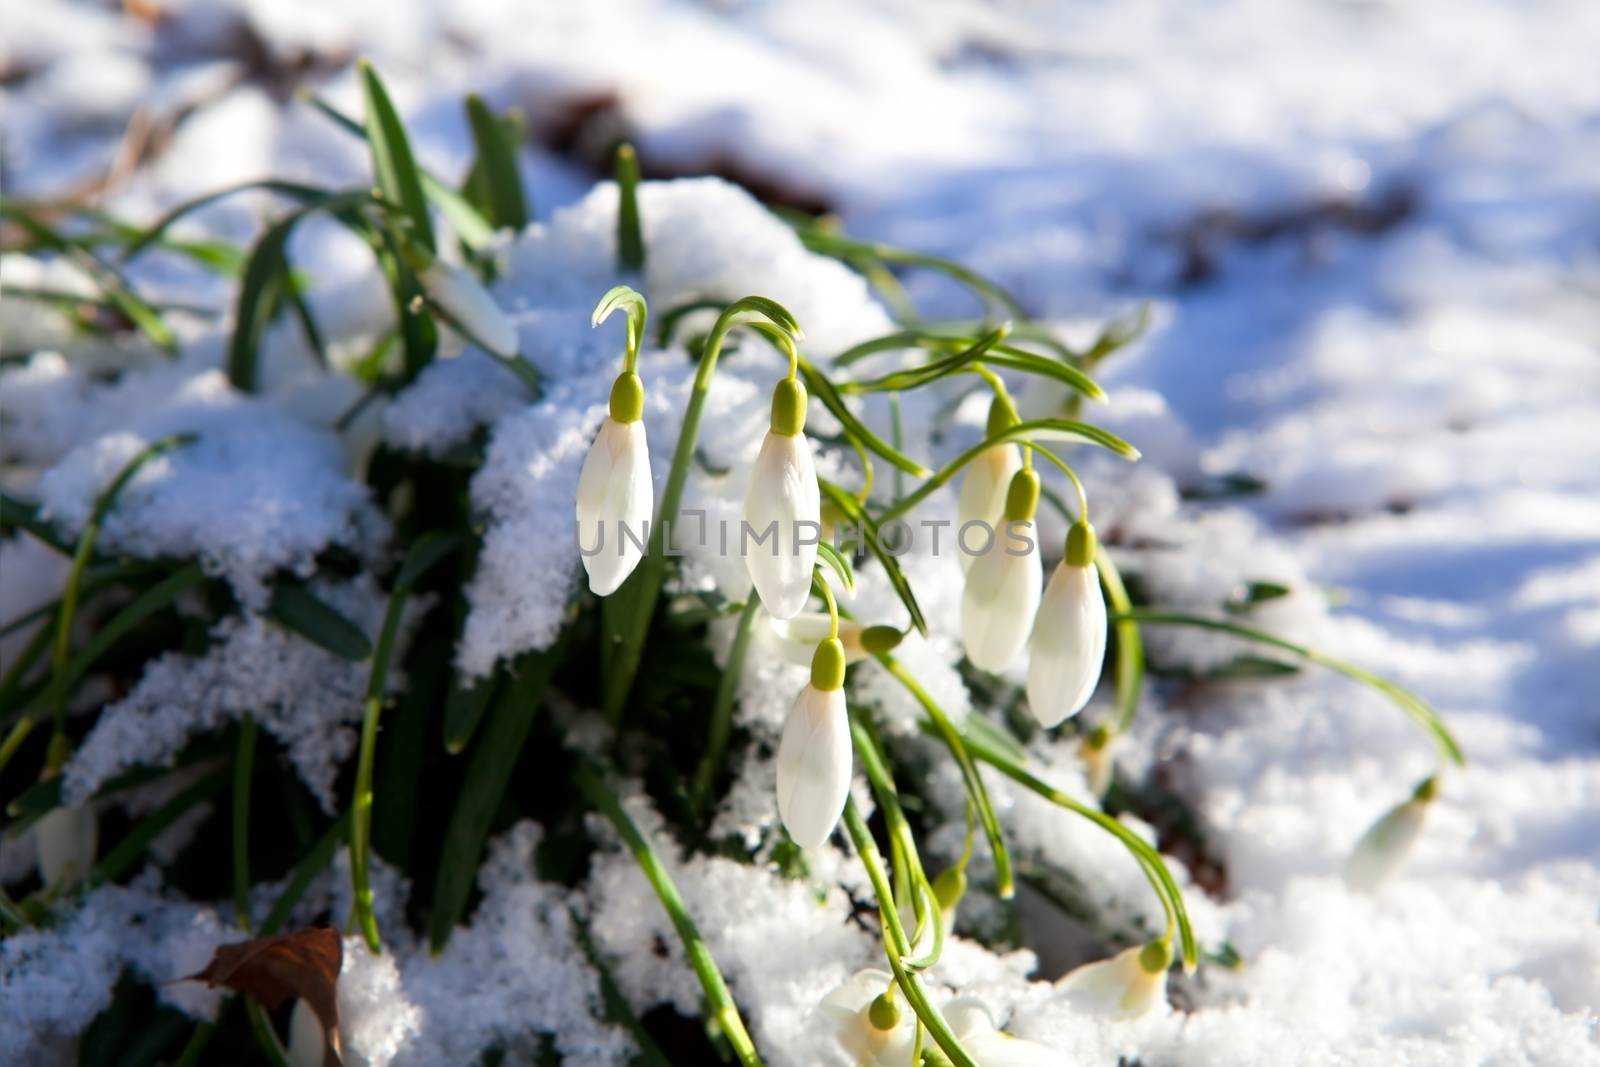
[797,358,929,477]
[395,531,461,590]
[430,642,564,951]
[574,762,763,1067]
[465,95,528,230]
[265,584,373,661]
[227,190,372,392]
[0,203,176,354]
[690,596,761,813]
[305,91,494,252]
[814,541,856,594]
[357,60,435,251]
[443,673,498,755]
[819,479,927,636]
[614,143,645,271]
[91,770,227,885]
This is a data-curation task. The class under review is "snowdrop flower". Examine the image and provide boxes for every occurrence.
[768,613,902,668]
[744,377,820,620]
[1056,938,1172,1020]
[286,999,325,1067]
[776,635,851,849]
[35,804,96,887]
[956,394,1022,574]
[943,997,1057,1067]
[1026,519,1107,727]
[576,370,653,596]
[416,257,518,359]
[814,969,913,1066]
[962,468,1042,671]
[1345,777,1437,892]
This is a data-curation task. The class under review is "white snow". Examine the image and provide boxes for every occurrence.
[2,1,1597,1064]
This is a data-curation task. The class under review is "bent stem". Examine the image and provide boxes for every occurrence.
[953,724,1199,973]
[1116,610,1465,768]
[841,799,977,1067]
[574,764,763,1067]
[878,654,1013,900]
[602,296,802,724]
[878,418,1137,524]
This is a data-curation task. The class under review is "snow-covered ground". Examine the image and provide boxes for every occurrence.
[3,2,1598,1065]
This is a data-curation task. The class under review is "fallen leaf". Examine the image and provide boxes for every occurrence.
[187,926,344,1066]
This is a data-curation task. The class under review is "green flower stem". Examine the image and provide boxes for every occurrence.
[349,582,412,952]
[850,716,944,970]
[1114,609,1465,767]
[877,418,1137,525]
[796,229,1027,321]
[691,595,762,814]
[877,654,1014,900]
[602,296,801,724]
[951,723,1199,972]
[1096,549,1145,738]
[44,435,193,770]
[841,799,977,1067]
[574,764,763,1067]
[232,716,258,928]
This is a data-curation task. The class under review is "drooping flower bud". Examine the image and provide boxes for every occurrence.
[1345,777,1437,892]
[744,378,820,620]
[575,371,654,596]
[416,258,518,359]
[1055,937,1172,1019]
[1026,520,1107,727]
[775,637,851,849]
[956,394,1022,574]
[35,803,97,888]
[961,468,1042,672]
[814,969,914,1066]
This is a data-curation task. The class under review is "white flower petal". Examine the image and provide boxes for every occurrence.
[743,431,820,620]
[1056,945,1168,1019]
[420,261,518,358]
[945,996,1057,1067]
[961,527,1042,672]
[1345,797,1429,892]
[957,444,1021,573]
[775,684,851,849]
[576,418,653,596]
[286,998,326,1067]
[1026,561,1107,726]
[769,613,868,666]
[814,968,915,1066]
[35,804,96,887]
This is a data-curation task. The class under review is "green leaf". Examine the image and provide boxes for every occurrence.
[797,357,929,477]
[395,531,461,590]
[357,60,435,251]
[227,190,372,392]
[614,143,645,271]
[819,478,927,636]
[0,202,176,355]
[814,541,856,594]
[443,673,499,755]
[304,91,495,252]
[465,95,528,230]
[430,642,564,951]
[1225,580,1293,613]
[266,584,373,661]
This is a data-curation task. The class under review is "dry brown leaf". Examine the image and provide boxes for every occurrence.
[187,926,344,1066]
